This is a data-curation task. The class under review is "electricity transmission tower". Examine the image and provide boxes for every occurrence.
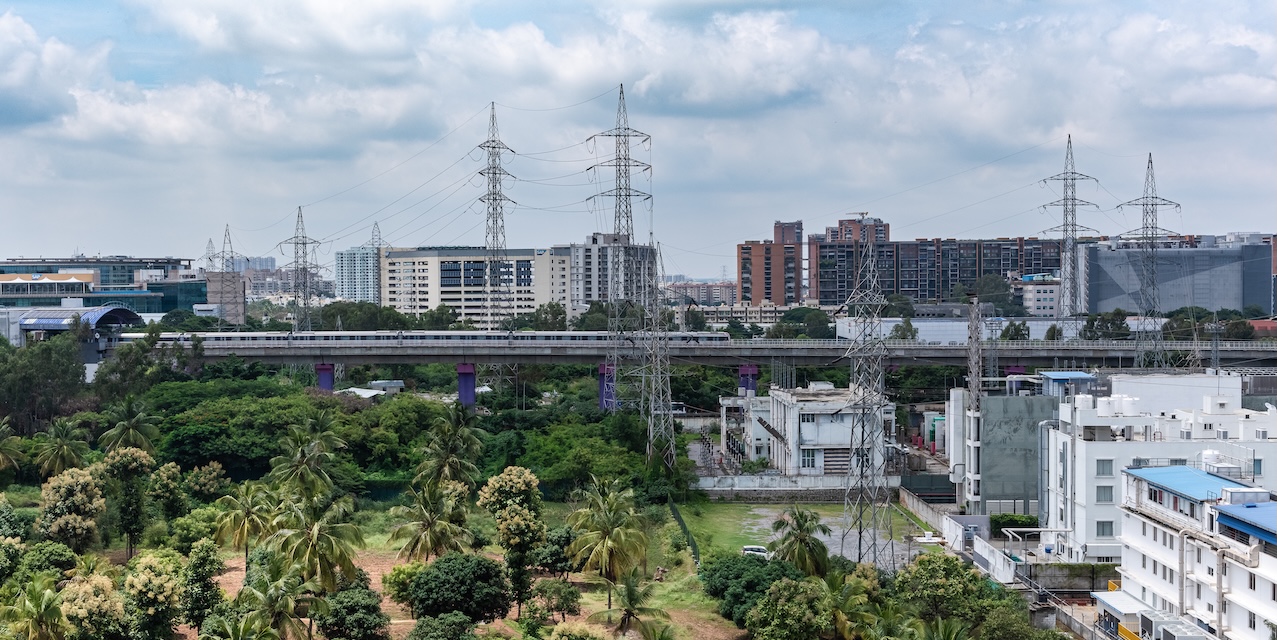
[589,84,651,411]
[840,226,894,568]
[1119,155,1180,368]
[481,103,515,331]
[965,297,983,514]
[1043,135,1097,321]
[211,225,246,329]
[638,238,677,470]
[281,207,322,331]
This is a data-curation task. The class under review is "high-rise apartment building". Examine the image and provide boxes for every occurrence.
[737,221,803,306]
[381,247,562,326]
[554,233,655,317]
[335,245,383,304]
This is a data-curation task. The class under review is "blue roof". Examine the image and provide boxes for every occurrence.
[1215,502,1277,544]
[18,306,143,331]
[1040,371,1096,381]
[1125,466,1248,502]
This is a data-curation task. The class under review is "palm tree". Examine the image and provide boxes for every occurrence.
[389,482,471,561]
[769,505,832,577]
[586,568,670,637]
[269,411,346,498]
[0,573,69,640]
[270,496,365,593]
[100,395,161,453]
[216,483,279,564]
[0,416,27,472]
[865,602,921,640]
[919,618,969,640]
[824,573,877,640]
[566,477,648,609]
[414,402,483,489]
[198,615,281,640]
[237,554,328,640]
[32,419,89,477]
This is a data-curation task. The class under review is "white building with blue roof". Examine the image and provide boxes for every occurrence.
[1109,464,1276,640]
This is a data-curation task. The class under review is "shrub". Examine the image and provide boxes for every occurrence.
[184,462,229,502]
[36,468,106,552]
[698,554,803,628]
[0,494,27,538]
[147,462,188,520]
[0,538,22,583]
[124,552,186,640]
[316,583,391,640]
[15,541,77,583]
[990,513,1038,539]
[61,573,129,640]
[546,621,610,640]
[166,506,219,555]
[382,562,424,610]
[407,552,511,623]
[406,612,476,640]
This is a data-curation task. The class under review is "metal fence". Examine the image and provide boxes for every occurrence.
[667,498,701,567]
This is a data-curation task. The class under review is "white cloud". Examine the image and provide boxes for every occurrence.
[0,12,109,126]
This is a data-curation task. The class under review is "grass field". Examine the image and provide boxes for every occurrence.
[679,500,940,557]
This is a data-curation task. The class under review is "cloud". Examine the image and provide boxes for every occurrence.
[0,12,109,126]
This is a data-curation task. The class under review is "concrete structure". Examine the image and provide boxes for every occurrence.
[381,246,561,325]
[668,281,736,306]
[1014,273,1063,317]
[1082,237,1274,315]
[204,271,247,325]
[0,256,193,291]
[1043,374,1277,564]
[768,381,895,475]
[945,389,1058,515]
[838,316,1081,343]
[701,303,839,328]
[230,256,276,273]
[1112,465,1276,639]
[551,233,655,317]
[737,221,803,306]
[0,305,143,348]
[335,244,383,304]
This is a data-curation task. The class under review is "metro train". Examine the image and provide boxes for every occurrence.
[116,330,732,346]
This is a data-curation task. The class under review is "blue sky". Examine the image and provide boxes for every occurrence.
[0,0,1272,278]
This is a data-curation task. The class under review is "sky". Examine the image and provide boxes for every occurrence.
[0,1,1272,279]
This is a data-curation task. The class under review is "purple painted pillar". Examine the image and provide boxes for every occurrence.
[315,363,335,391]
[457,363,477,408]
[737,364,759,397]
[598,363,618,411]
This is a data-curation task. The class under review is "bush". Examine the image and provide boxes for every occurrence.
[184,462,229,503]
[37,468,106,552]
[0,538,22,583]
[699,554,804,628]
[533,527,580,578]
[407,552,511,623]
[547,621,610,640]
[167,506,219,554]
[15,541,77,583]
[0,494,27,538]
[533,579,580,623]
[406,612,476,640]
[382,563,424,610]
[316,585,391,640]
[990,513,1038,539]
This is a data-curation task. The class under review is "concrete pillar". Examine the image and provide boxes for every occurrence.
[457,363,476,408]
[737,364,759,397]
[315,363,335,391]
[598,363,618,411]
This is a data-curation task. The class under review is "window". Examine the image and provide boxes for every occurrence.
[1142,554,1147,568]
[1096,459,1114,477]
[1196,583,1201,599]
[800,413,816,423]
[801,449,816,469]
[1249,611,1256,630]
[1255,459,1263,476]
[1249,572,1256,590]
[1096,486,1114,503]
[1142,522,1147,536]
[1096,521,1114,538]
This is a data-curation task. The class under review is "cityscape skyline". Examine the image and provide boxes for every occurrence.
[0,1,1271,278]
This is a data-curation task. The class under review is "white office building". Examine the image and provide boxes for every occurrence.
[551,233,656,318]
[380,247,565,327]
[335,244,383,304]
[1043,374,1277,564]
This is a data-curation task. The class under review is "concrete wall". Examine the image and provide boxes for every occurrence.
[1084,244,1274,314]
[898,487,953,531]
[979,395,1058,511]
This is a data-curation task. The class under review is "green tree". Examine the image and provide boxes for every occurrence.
[36,468,105,553]
[587,568,670,636]
[236,553,328,640]
[998,321,1029,341]
[124,552,186,640]
[769,506,832,577]
[1224,319,1255,340]
[197,617,279,640]
[148,462,188,521]
[406,552,511,623]
[0,572,70,640]
[60,572,128,640]
[415,402,484,490]
[183,539,225,633]
[269,411,346,498]
[699,554,804,628]
[973,275,1024,316]
[103,447,155,559]
[33,419,90,477]
[271,496,365,593]
[684,308,708,331]
[100,396,161,454]
[822,571,878,640]
[389,482,471,562]
[215,483,278,564]
[315,583,390,640]
[530,303,569,331]
[419,305,458,330]
[884,294,915,318]
[534,578,581,623]
[744,578,832,640]
[0,416,27,472]
[405,612,476,640]
[888,319,919,341]
[0,333,85,434]
[891,554,985,623]
[1079,309,1131,340]
[1044,324,1062,341]
[920,618,970,640]
[565,478,648,609]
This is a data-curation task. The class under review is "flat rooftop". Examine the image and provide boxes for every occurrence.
[1125,466,1249,502]
[1214,501,1277,541]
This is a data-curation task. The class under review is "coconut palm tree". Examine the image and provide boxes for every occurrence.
[100,395,161,453]
[270,495,364,593]
[824,572,878,640]
[0,572,69,640]
[865,601,922,640]
[586,568,670,637]
[216,483,279,565]
[32,419,89,477]
[414,402,483,489]
[389,482,471,561]
[268,419,345,498]
[566,477,648,609]
[769,505,833,577]
[237,554,328,640]
[197,615,281,640]
[918,618,969,640]
[0,416,27,472]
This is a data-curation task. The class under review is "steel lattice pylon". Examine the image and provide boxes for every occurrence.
[1119,155,1180,368]
[1042,135,1097,321]
[840,225,894,568]
[281,207,322,331]
[589,85,652,411]
[213,225,245,329]
[637,239,676,470]
[480,103,515,331]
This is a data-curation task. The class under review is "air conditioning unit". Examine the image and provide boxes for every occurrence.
[1216,430,1230,441]
[1139,611,1178,639]
[1159,624,1209,640]
[1180,429,1193,440]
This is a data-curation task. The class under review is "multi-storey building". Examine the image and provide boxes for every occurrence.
[0,256,193,291]
[230,257,277,272]
[1015,273,1062,317]
[381,247,561,326]
[737,221,803,306]
[553,233,654,317]
[944,388,1059,516]
[1043,374,1277,564]
[1109,465,1276,639]
[335,245,384,304]
[667,281,737,306]
[806,220,1062,306]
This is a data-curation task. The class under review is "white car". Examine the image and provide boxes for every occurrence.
[741,545,773,560]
